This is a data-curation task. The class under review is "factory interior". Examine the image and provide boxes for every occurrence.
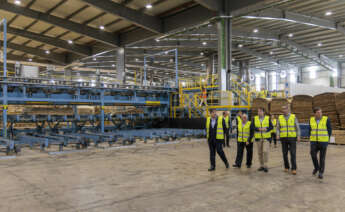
[1,0,345,211]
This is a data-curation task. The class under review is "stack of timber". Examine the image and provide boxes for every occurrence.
[333,130,345,145]
[77,106,95,115]
[269,98,289,116]
[291,95,313,124]
[313,93,340,129]
[251,98,270,116]
[24,105,74,115]
[335,92,345,129]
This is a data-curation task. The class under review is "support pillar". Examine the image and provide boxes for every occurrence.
[116,47,125,84]
[337,62,342,88]
[297,67,303,83]
[217,18,232,91]
[2,18,7,138]
[100,90,105,133]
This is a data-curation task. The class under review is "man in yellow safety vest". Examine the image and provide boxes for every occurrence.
[270,115,277,148]
[250,107,273,172]
[223,111,231,148]
[233,113,254,168]
[206,109,229,171]
[309,107,332,179]
[258,88,267,98]
[276,105,300,175]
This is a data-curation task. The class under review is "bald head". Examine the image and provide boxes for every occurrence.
[282,105,290,115]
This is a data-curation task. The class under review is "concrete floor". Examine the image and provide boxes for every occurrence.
[1,139,345,212]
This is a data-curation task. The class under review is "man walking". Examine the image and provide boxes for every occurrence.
[233,114,254,168]
[271,115,278,148]
[223,111,231,148]
[276,105,300,175]
[309,107,332,179]
[206,109,229,171]
[251,107,273,173]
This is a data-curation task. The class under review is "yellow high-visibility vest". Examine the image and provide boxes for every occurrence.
[206,116,225,140]
[224,116,230,129]
[259,90,267,98]
[271,119,277,134]
[278,114,297,138]
[238,121,251,142]
[254,115,271,139]
[310,116,329,142]
[237,116,242,126]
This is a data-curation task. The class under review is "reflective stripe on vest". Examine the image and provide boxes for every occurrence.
[206,116,224,140]
[238,121,251,142]
[254,115,271,139]
[310,116,329,142]
[278,114,297,138]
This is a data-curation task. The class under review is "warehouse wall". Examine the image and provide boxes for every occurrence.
[301,69,331,86]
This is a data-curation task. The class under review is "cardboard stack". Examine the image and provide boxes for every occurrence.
[335,92,345,129]
[291,95,313,124]
[313,93,340,129]
[251,98,270,117]
[269,98,289,116]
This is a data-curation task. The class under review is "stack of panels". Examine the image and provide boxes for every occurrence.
[333,130,345,144]
[335,92,345,129]
[313,93,340,129]
[251,98,270,117]
[291,95,313,124]
[270,98,289,116]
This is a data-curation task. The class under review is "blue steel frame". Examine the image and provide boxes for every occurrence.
[1,19,7,138]
[143,49,178,87]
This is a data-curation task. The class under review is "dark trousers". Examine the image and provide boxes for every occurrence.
[281,140,297,170]
[208,138,229,168]
[235,142,253,167]
[310,142,328,174]
[271,133,277,145]
[224,130,230,147]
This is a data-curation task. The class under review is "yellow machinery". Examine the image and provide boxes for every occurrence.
[170,75,289,118]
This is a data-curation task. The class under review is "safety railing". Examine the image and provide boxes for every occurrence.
[179,74,218,90]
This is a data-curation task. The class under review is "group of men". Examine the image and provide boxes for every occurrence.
[206,105,332,179]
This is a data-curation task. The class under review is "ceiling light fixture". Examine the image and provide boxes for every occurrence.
[93,57,97,61]
[270,51,273,55]
[317,43,322,47]
[288,33,293,37]
[253,28,259,33]
[28,58,32,62]
[325,11,332,16]
[200,52,204,56]
[202,41,207,46]
[238,44,243,48]
[145,4,153,9]
[99,25,105,30]
[68,40,73,44]
[45,50,50,54]
[14,0,21,5]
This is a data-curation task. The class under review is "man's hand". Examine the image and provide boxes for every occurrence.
[297,137,301,142]
[276,135,280,140]
[246,142,249,146]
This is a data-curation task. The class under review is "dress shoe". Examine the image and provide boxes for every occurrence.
[225,163,229,169]
[318,173,323,179]
[246,165,251,168]
[312,169,318,176]
[208,167,215,171]
[263,168,269,173]
[258,167,265,171]
[232,164,240,168]
[284,168,289,172]
[291,170,297,175]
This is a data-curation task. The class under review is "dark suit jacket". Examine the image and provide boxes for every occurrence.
[208,117,227,142]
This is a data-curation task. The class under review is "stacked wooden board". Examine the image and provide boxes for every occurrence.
[313,93,340,129]
[270,98,289,116]
[335,92,345,129]
[291,95,313,124]
[23,105,74,115]
[251,98,269,116]
[333,130,345,144]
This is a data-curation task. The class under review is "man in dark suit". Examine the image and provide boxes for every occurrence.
[206,109,229,171]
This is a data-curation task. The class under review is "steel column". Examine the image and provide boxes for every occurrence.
[217,18,232,91]
[100,90,105,133]
[2,19,7,138]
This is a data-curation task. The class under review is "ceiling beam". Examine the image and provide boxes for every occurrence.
[243,8,345,33]
[194,0,221,11]
[81,0,162,33]
[0,0,119,47]
[7,42,66,65]
[7,27,92,56]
